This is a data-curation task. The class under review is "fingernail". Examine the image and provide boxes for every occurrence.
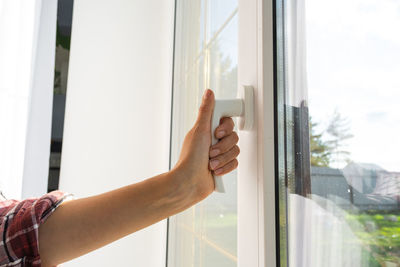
[210,159,220,170]
[210,149,220,157]
[216,131,226,138]
[215,168,223,175]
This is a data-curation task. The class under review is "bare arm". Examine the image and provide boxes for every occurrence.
[39,89,240,267]
[39,170,198,266]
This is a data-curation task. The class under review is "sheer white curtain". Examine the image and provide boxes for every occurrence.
[0,0,57,199]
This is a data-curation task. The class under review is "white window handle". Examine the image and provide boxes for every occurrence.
[212,85,254,192]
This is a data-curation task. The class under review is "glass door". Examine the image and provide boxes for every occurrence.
[167,1,239,266]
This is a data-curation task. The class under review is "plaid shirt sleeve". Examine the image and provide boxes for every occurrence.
[0,191,71,267]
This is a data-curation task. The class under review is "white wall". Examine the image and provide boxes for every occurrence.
[59,0,174,266]
[0,0,56,200]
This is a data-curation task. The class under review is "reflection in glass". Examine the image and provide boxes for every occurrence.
[168,1,238,267]
[276,0,400,266]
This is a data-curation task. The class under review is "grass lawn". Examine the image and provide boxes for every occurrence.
[345,211,400,266]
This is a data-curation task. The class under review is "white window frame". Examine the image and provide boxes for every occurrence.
[237,0,277,266]
[165,0,277,265]
[22,0,58,199]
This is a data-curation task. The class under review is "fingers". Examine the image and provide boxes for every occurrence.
[209,132,239,157]
[213,159,239,176]
[209,145,240,172]
[195,89,215,130]
[215,117,235,139]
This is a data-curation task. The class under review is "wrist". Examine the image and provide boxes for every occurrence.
[167,167,198,208]
[168,165,208,208]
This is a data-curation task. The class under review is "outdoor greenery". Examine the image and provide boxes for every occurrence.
[309,113,400,266]
[326,109,354,167]
[310,118,331,167]
[346,211,400,266]
[310,111,353,168]
[56,23,71,50]
[54,23,71,94]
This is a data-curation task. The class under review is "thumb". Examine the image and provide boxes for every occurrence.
[196,89,215,129]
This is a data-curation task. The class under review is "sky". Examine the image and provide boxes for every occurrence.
[191,0,399,172]
[305,0,400,171]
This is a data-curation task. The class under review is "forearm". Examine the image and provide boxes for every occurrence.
[38,90,239,266]
[39,169,193,267]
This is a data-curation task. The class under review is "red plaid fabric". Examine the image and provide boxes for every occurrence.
[0,191,69,267]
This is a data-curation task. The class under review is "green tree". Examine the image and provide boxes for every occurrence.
[326,109,354,167]
[310,117,332,167]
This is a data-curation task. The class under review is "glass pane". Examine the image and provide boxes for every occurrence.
[207,0,238,42]
[168,1,238,267]
[276,0,400,266]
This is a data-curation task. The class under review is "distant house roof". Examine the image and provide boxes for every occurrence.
[311,165,399,211]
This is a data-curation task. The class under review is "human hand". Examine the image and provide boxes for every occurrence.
[172,89,240,203]
[38,90,239,266]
